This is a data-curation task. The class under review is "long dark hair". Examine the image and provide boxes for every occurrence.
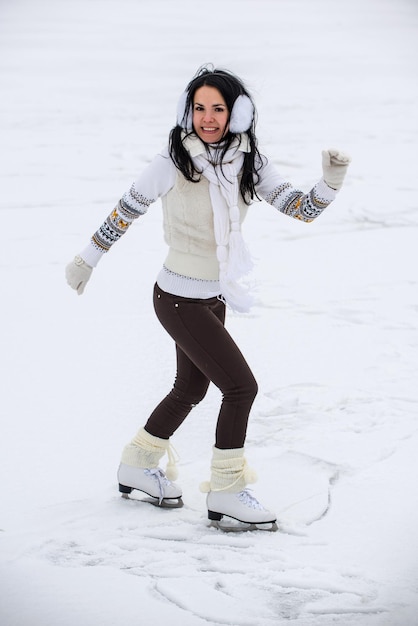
[169,66,263,204]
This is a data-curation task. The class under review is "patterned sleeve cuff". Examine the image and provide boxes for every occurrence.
[266,177,337,223]
[89,191,153,254]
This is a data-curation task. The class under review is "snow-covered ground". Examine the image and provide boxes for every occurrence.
[1,0,418,624]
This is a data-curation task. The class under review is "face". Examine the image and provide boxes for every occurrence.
[192,85,229,143]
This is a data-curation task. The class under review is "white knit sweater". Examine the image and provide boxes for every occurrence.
[80,137,337,300]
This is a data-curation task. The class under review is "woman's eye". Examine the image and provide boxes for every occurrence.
[194,106,225,113]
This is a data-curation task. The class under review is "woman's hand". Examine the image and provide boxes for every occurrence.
[322,149,351,190]
[65,256,93,295]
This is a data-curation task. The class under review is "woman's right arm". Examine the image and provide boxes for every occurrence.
[66,149,176,295]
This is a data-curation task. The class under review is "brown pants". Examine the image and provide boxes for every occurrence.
[144,284,258,449]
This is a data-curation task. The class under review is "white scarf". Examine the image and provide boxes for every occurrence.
[182,133,254,313]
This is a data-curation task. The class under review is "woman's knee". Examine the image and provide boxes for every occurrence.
[245,375,258,403]
[225,373,258,406]
[250,376,259,400]
[172,379,209,408]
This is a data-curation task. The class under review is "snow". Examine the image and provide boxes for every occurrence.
[1,0,418,624]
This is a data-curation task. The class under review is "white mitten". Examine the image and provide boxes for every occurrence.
[65,255,93,295]
[321,148,351,190]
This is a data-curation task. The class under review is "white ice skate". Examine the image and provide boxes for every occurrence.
[118,463,183,508]
[207,489,277,532]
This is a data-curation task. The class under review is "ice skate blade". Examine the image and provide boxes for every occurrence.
[209,519,278,533]
[121,491,183,509]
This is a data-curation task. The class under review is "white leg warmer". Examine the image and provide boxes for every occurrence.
[200,446,257,494]
[120,428,178,480]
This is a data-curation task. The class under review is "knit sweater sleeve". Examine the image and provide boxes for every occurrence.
[255,157,337,223]
[80,149,176,267]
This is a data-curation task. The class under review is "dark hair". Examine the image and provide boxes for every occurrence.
[169,66,262,204]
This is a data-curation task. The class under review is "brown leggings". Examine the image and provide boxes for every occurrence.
[144,283,258,449]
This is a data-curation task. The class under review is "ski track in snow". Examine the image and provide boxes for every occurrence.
[1,0,418,624]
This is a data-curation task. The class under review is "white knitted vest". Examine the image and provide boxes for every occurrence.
[161,173,249,281]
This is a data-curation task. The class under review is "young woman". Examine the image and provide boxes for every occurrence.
[66,65,350,530]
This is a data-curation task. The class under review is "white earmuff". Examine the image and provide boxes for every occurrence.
[229,95,254,133]
[176,91,193,130]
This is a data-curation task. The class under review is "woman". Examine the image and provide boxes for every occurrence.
[66,65,350,530]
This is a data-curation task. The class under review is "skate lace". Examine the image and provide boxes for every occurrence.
[237,489,265,510]
[144,468,172,505]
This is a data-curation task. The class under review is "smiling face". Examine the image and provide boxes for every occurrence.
[192,85,229,143]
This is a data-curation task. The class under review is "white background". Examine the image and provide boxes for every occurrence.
[1,0,417,624]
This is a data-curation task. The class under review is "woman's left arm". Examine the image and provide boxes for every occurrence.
[256,149,351,222]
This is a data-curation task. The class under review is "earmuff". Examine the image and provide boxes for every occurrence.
[229,95,254,133]
[176,91,193,131]
[176,91,254,133]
